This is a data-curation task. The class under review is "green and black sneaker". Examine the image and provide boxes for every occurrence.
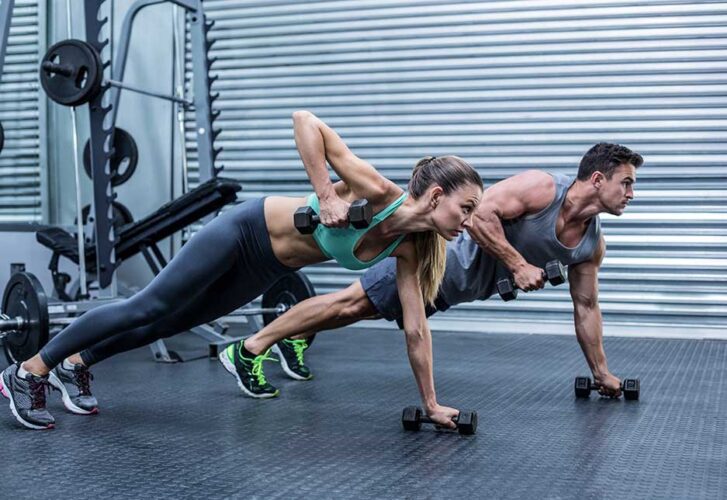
[273,338,313,381]
[219,341,280,398]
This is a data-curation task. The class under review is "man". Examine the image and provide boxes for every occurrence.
[241,142,642,399]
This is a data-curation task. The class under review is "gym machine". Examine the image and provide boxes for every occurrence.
[0,1,317,364]
[38,0,222,291]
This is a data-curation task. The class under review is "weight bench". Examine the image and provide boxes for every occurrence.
[33,177,243,362]
[36,177,241,300]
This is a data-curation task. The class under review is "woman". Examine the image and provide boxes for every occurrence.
[1,110,483,430]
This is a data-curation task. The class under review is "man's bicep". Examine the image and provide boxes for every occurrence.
[568,244,604,308]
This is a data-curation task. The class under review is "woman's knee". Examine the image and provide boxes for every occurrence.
[128,295,174,324]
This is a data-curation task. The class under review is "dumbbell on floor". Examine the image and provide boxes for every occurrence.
[401,406,478,435]
[294,199,372,234]
[497,260,566,301]
[574,376,640,400]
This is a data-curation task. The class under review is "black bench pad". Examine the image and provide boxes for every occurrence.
[36,177,241,270]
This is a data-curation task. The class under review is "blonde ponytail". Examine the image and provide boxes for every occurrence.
[413,231,447,306]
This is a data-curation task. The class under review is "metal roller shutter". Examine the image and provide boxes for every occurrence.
[0,0,42,222]
[187,0,727,331]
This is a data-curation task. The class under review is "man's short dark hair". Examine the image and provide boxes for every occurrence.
[577,143,643,181]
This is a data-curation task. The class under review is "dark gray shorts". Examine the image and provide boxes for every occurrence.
[360,257,449,328]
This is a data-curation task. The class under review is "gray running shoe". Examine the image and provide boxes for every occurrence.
[49,362,98,415]
[0,363,55,430]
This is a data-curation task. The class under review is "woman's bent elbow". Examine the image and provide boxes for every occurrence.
[292,110,315,124]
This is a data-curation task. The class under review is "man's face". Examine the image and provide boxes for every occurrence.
[598,163,636,216]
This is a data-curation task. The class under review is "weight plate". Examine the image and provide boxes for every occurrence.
[0,121,4,155]
[83,128,139,186]
[79,201,134,236]
[1,272,49,364]
[261,272,316,327]
[402,406,422,431]
[40,39,103,107]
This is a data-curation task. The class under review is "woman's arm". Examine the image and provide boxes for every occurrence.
[292,110,399,226]
[395,241,458,428]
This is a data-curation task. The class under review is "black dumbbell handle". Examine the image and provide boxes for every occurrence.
[42,61,74,77]
[581,377,638,391]
[589,381,631,391]
[499,270,547,291]
[309,213,359,225]
[419,414,461,425]
[305,200,368,225]
[501,261,564,290]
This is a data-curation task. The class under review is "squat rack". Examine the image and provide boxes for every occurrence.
[81,0,222,291]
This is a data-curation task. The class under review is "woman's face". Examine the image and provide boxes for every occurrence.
[430,183,483,240]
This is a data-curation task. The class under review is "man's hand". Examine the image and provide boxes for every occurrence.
[512,262,546,292]
[425,404,460,429]
[594,372,622,398]
[318,193,350,228]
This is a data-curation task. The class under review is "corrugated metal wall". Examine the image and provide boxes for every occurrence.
[187,0,727,329]
[0,0,42,222]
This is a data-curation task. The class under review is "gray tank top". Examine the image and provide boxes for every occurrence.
[439,173,602,306]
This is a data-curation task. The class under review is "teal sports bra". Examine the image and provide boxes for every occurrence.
[306,191,408,270]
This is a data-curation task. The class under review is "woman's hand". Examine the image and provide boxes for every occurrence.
[425,404,459,430]
[318,192,350,228]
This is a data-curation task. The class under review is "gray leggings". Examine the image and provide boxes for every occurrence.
[39,198,297,368]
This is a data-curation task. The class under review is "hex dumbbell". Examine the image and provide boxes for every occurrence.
[574,376,640,400]
[294,199,373,234]
[401,406,478,435]
[497,260,566,301]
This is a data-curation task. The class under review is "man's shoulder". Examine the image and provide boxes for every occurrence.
[509,170,558,213]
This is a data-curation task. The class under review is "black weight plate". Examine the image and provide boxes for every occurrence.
[79,201,134,236]
[456,410,478,435]
[1,272,49,364]
[83,128,139,186]
[262,271,316,327]
[40,39,103,107]
[0,121,4,155]
[402,406,422,431]
[574,376,592,398]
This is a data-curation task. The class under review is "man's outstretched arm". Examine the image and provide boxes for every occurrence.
[568,236,622,396]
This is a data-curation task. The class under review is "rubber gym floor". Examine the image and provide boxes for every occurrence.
[1,327,724,499]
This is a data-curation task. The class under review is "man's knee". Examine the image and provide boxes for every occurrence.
[334,281,378,320]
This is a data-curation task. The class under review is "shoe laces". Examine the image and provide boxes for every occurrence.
[239,345,277,386]
[284,339,308,366]
[72,366,94,396]
[28,377,52,410]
